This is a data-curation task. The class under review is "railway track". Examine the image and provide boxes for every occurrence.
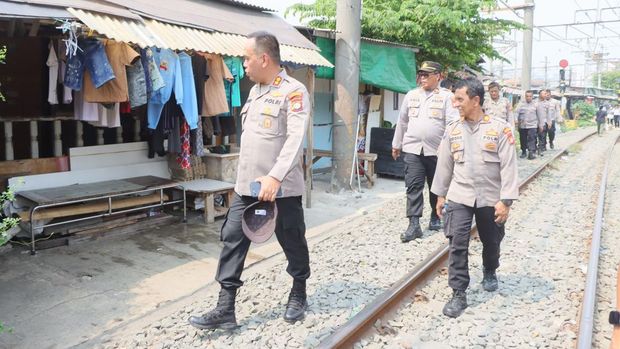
[318,130,602,349]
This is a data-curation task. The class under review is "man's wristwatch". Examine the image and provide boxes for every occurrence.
[610,311,620,325]
[501,199,513,207]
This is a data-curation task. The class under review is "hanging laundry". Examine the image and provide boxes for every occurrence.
[176,121,191,169]
[147,48,183,129]
[46,41,59,105]
[191,53,208,114]
[199,53,233,117]
[224,56,244,108]
[84,39,139,103]
[57,39,72,104]
[74,89,120,127]
[127,60,147,108]
[178,52,199,130]
[141,47,164,98]
[63,43,85,91]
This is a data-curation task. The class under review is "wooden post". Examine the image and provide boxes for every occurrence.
[96,128,104,145]
[305,67,315,208]
[134,119,141,142]
[30,121,39,159]
[53,120,62,156]
[4,122,14,161]
[76,121,84,147]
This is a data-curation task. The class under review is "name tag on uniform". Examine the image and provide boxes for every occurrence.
[484,142,497,151]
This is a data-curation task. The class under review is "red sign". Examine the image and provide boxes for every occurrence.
[559,59,569,68]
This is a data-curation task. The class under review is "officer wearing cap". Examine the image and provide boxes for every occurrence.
[544,89,560,149]
[483,82,513,126]
[536,90,550,155]
[514,90,543,160]
[189,31,311,330]
[432,77,519,318]
[392,61,460,242]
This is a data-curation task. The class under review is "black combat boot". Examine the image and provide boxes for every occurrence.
[401,216,423,242]
[482,269,498,292]
[284,279,307,323]
[429,216,442,231]
[527,152,536,160]
[520,151,527,159]
[188,288,237,330]
[550,142,554,150]
[442,289,467,318]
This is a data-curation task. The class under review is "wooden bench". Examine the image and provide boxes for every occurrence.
[179,179,235,223]
[305,149,378,188]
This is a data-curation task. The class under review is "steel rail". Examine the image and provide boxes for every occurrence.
[318,130,597,349]
[576,133,620,348]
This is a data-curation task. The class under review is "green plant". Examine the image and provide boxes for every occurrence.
[286,0,522,71]
[572,101,597,120]
[0,186,20,247]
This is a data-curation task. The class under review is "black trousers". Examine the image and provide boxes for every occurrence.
[518,128,527,154]
[215,193,310,289]
[546,121,556,145]
[521,128,537,153]
[614,115,620,128]
[443,201,505,291]
[403,152,438,219]
[538,126,547,151]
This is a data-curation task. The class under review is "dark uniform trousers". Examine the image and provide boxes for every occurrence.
[403,152,439,220]
[518,128,527,154]
[444,201,505,291]
[538,126,547,151]
[546,121,556,145]
[519,128,537,154]
[215,193,311,290]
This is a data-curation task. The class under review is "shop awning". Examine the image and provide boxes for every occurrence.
[315,36,418,94]
[66,8,333,67]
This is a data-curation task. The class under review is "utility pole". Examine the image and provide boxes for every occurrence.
[521,0,534,90]
[332,0,361,191]
[544,56,548,87]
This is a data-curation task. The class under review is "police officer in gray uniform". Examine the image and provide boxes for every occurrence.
[392,61,460,242]
[432,77,519,318]
[544,89,559,149]
[189,31,311,330]
[514,90,543,160]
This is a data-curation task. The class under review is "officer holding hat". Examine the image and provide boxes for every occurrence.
[392,61,460,242]
[189,31,311,330]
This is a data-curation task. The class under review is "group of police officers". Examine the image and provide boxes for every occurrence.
[186,33,552,332]
[391,61,563,318]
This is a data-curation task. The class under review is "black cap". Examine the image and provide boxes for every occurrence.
[419,61,443,73]
[242,201,278,243]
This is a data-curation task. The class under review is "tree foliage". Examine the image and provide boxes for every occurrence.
[596,70,620,91]
[286,0,522,71]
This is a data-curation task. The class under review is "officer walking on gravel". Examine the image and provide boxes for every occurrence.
[188,31,311,330]
[432,77,519,318]
[391,61,460,242]
[544,89,560,149]
[514,90,543,160]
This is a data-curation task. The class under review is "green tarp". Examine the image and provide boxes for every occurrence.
[315,36,417,94]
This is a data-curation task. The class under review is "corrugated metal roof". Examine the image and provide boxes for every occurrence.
[4,0,141,20]
[68,8,333,67]
[0,1,73,18]
[101,0,317,50]
[209,0,275,12]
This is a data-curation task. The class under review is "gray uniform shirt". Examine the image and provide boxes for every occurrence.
[431,115,519,208]
[392,87,460,156]
[483,96,513,125]
[235,69,310,197]
[547,98,561,122]
[515,100,543,129]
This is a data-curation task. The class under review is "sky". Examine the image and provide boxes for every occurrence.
[247,0,620,88]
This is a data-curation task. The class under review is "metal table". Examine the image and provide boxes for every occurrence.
[17,176,186,254]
